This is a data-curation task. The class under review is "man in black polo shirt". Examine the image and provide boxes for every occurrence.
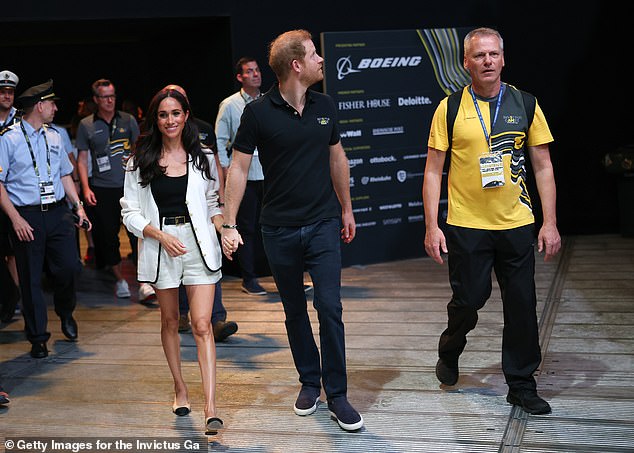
[222,29,362,432]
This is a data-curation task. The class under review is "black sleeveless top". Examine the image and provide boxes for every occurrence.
[150,171,188,218]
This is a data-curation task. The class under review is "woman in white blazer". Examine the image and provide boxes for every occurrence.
[120,88,241,435]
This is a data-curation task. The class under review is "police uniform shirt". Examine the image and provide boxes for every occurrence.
[0,107,19,131]
[49,123,75,158]
[0,121,73,206]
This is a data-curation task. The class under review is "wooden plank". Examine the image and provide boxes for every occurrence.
[1,233,633,452]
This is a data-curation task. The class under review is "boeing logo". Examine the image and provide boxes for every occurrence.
[336,57,362,80]
[336,55,423,80]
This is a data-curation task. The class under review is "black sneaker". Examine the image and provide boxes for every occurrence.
[435,358,459,386]
[328,397,364,431]
[213,320,238,342]
[242,279,267,296]
[293,385,321,416]
[507,389,552,415]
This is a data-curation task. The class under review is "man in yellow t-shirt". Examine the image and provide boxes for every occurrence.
[423,27,561,415]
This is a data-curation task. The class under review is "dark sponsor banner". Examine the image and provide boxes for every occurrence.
[321,28,469,266]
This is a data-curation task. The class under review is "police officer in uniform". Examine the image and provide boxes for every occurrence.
[0,80,91,358]
[0,70,20,129]
[0,70,22,322]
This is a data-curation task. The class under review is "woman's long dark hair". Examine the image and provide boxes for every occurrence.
[132,88,211,187]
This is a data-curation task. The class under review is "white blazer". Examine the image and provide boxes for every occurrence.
[120,153,223,283]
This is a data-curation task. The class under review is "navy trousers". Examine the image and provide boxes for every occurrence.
[12,204,80,343]
[261,217,347,399]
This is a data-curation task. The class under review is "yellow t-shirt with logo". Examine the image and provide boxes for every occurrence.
[428,85,553,230]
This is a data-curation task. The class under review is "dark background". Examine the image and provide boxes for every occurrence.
[2,1,631,262]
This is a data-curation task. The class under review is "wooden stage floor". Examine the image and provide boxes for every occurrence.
[1,233,633,452]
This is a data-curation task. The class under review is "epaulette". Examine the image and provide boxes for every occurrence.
[0,123,17,136]
[43,123,61,136]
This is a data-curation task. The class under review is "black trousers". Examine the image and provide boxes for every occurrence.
[12,204,81,343]
[90,186,127,268]
[440,224,541,391]
[235,180,263,282]
[0,211,19,315]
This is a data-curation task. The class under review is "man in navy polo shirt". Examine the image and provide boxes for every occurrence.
[222,29,362,432]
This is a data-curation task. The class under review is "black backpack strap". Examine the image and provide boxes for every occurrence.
[446,88,535,149]
[445,89,462,152]
[520,90,536,127]
[443,89,463,172]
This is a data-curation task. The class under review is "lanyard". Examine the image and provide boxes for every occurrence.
[109,116,118,141]
[469,83,505,151]
[20,122,51,181]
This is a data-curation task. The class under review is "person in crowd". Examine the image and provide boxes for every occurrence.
[49,122,81,264]
[121,98,144,124]
[222,29,363,431]
[0,70,21,323]
[0,70,20,130]
[423,27,560,415]
[0,383,9,405]
[76,78,155,302]
[160,84,238,342]
[0,79,91,358]
[70,97,97,140]
[215,56,268,295]
[69,97,97,265]
[120,87,232,435]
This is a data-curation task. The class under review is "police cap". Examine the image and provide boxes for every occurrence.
[0,70,19,89]
[16,79,60,108]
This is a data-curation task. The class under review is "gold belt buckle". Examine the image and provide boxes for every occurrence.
[174,216,186,225]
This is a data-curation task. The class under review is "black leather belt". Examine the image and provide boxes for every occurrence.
[163,215,190,225]
[17,199,66,212]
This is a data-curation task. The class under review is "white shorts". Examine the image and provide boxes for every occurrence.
[154,222,221,290]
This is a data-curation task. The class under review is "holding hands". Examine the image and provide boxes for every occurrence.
[220,226,243,260]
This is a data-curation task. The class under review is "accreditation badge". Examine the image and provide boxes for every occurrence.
[96,154,111,173]
[39,181,56,204]
[479,153,505,188]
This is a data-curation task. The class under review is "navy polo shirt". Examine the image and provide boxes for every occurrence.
[233,84,341,226]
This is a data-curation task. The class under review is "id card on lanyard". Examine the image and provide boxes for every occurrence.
[96,117,117,173]
[470,84,506,189]
[21,123,56,205]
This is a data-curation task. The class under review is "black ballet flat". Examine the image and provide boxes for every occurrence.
[172,399,191,416]
[205,416,224,435]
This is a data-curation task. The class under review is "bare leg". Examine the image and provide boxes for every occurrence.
[186,284,217,419]
[156,287,188,407]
